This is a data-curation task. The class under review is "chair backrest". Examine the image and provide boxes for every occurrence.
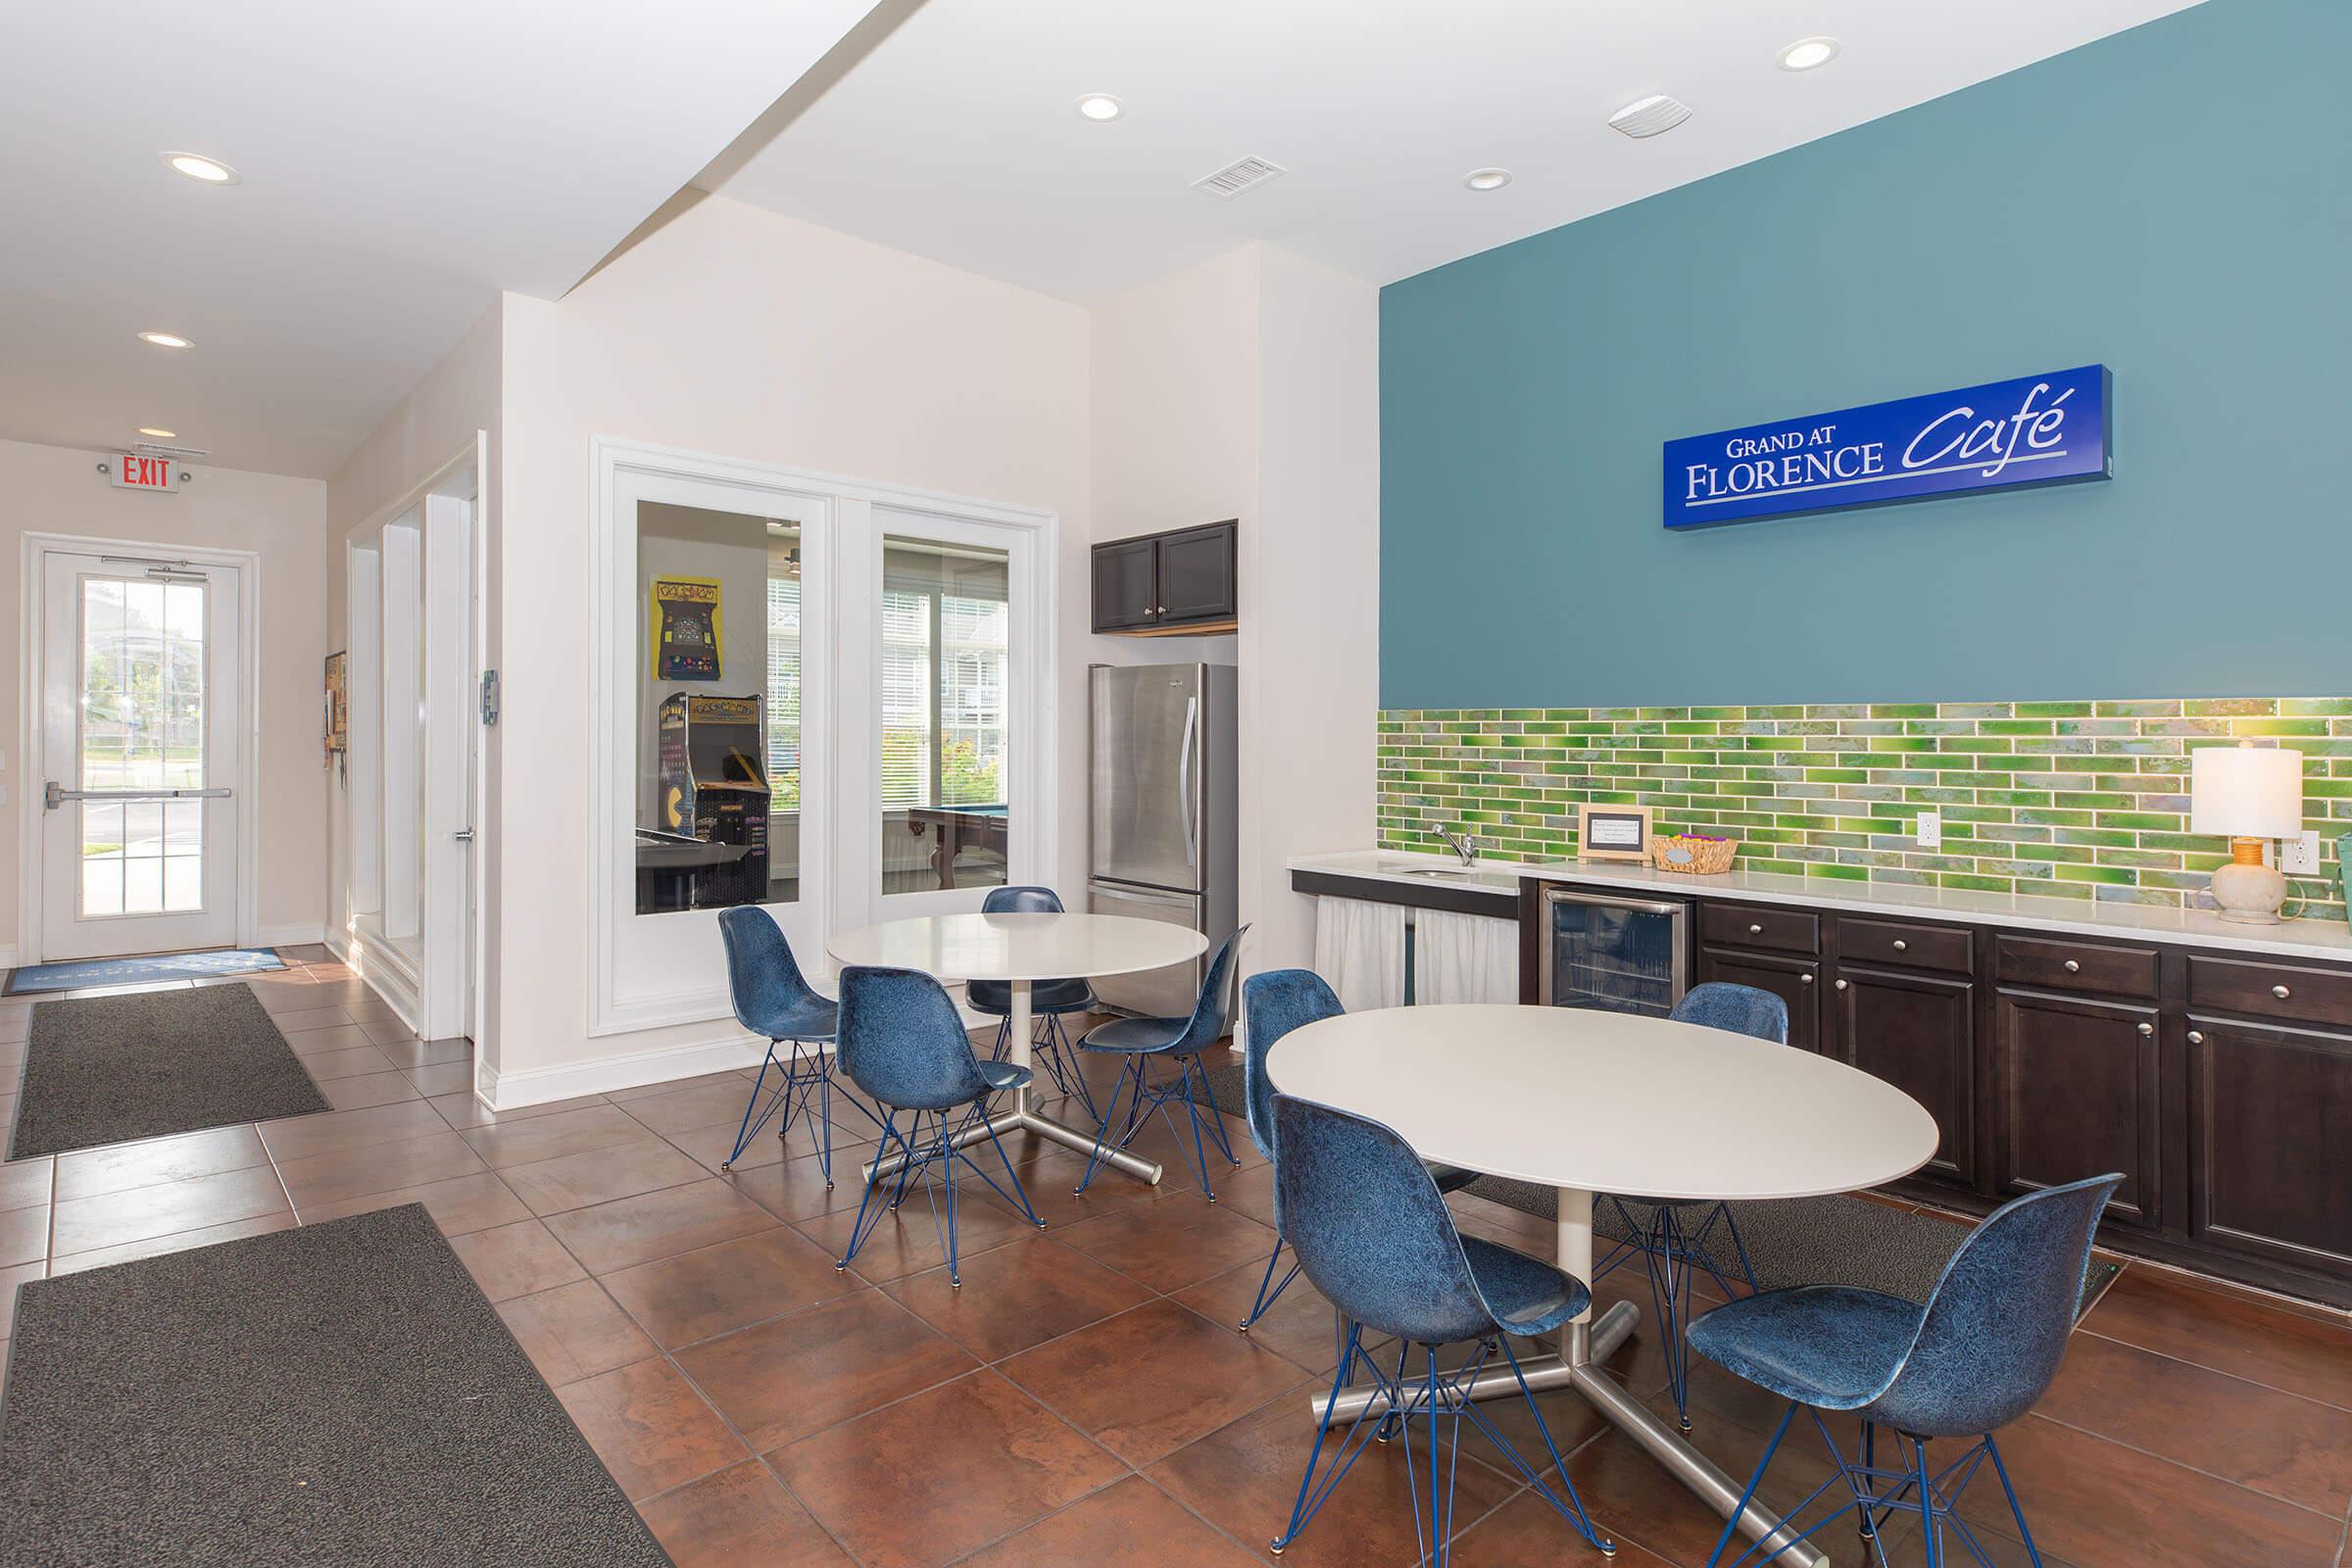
[836,965,991,1111]
[1671,981,1788,1045]
[1167,925,1250,1054]
[1272,1095,1496,1348]
[1239,969,1341,1159]
[982,885,1065,915]
[1880,1173,2122,1435]
[716,906,823,1038]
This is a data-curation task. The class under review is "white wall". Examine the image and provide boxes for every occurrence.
[493,196,1090,1093]
[0,436,329,961]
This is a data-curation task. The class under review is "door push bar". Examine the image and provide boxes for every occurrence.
[43,783,232,810]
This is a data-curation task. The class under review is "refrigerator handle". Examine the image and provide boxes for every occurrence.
[1177,696,1199,870]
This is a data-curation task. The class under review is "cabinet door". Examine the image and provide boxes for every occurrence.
[1155,522,1237,622]
[1091,538,1159,631]
[1834,963,1977,1186]
[2186,1014,2352,1275]
[1991,988,2160,1227]
[1696,947,1820,1053]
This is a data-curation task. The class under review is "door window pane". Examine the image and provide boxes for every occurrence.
[635,503,803,914]
[879,538,1010,894]
[76,573,207,916]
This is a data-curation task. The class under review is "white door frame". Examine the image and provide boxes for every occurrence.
[17,531,264,964]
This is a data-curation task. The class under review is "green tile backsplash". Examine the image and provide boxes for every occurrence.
[1377,699,2350,923]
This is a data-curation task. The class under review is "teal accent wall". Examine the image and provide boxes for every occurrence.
[1380,0,2349,710]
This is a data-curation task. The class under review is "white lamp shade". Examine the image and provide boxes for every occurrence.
[2189,745,2304,839]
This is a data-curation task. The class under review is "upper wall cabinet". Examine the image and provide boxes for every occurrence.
[1092,519,1238,635]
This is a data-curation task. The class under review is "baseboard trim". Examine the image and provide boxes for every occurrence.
[490,1030,769,1109]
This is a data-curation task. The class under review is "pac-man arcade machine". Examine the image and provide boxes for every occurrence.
[655,693,770,906]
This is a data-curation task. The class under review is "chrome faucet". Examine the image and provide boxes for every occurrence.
[1436,826,1480,866]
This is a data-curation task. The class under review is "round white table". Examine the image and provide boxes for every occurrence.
[1269,1003,1938,1568]
[828,911,1208,1185]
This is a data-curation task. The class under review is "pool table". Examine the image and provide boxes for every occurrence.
[903,804,1009,889]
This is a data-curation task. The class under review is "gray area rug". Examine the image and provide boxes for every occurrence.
[1202,1063,2116,1315]
[0,1204,673,1568]
[7,983,331,1159]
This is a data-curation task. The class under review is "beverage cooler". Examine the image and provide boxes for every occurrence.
[1534,884,1689,1016]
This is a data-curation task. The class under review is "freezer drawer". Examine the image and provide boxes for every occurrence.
[1088,880,1208,1020]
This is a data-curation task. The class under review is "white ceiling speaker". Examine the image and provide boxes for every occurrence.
[1608,94,1693,139]
[1192,156,1287,200]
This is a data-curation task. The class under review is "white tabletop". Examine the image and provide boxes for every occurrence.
[1267,1004,1938,1202]
[826,911,1207,982]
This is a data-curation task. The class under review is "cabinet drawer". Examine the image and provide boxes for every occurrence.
[2188,956,2352,1026]
[1699,903,1819,956]
[1837,916,1973,975]
[1995,935,2158,999]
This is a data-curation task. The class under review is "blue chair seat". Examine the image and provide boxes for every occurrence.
[976,1058,1034,1093]
[1687,1285,1922,1411]
[742,1000,838,1043]
[1079,1014,1187,1054]
[968,976,1096,1016]
[1462,1236,1592,1337]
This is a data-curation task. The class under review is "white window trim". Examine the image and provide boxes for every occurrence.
[587,436,1059,1038]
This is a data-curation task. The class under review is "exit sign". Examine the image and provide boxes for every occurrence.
[109,453,179,492]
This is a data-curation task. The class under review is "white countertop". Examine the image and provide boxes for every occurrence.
[1290,848,2352,962]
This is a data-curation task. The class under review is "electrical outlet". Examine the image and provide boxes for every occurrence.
[2280,829,2322,875]
[1915,809,1941,849]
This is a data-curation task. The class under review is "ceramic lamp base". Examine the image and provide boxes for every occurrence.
[2212,839,2286,924]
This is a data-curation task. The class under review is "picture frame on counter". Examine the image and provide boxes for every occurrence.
[1575,803,1652,861]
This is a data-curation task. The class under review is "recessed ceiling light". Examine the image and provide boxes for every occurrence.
[137,330,194,350]
[137,427,178,439]
[161,151,241,184]
[1463,169,1512,191]
[1777,36,1840,72]
[1075,93,1125,122]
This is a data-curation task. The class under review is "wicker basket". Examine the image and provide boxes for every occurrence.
[1652,833,1738,875]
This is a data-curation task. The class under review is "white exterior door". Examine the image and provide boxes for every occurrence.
[37,552,243,959]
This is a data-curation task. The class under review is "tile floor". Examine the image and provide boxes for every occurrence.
[2,952,2349,1567]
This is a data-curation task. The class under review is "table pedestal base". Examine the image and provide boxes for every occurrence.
[858,1097,1165,1187]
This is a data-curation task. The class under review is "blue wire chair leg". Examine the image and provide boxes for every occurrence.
[722,1038,834,1183]
[1611,1198,1757,1431]
[1238,1234,1301,1333]
[833,1093,1044,1287]
[989,1013,1102,1121]
[1073,1050,1241,1200]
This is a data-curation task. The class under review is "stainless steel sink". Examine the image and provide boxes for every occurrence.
[1396,866,1479,880]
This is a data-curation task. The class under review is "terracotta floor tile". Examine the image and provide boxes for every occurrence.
[1446,1483,1676,1568]
[358,1014,421,1047]
[673,1290,977,1451]
[403,1060,474,1098]
[2082,1266,2352,1410]
[293,1170,530,1236]
[495,1279,660,1387]
[51,1125,269,1201]
[319,1070,425,1110]
[769,1370,1126,1568]
[1001,1298,1314,1465]
[795,1185,1036,1284]
[0,1205,50,1268]
[0,1260,44,1339]
[956,1474,1259,1568]
[558,1356,749,1501]
[616,1080,771,1135]
[545,1178,780,1275]
[500,1137,710,1217]
[607,1069,759,1103]
[449,1217,589,1300]
[48,1211,298,1275]
[1147,1389,1522,1568]
[1170,1254,1357,1375]
[718,1151,876,1226]
[270,1004,356,1033]
[427,1089,607,1131]
[273,1129,488,1209]
[635,1460,852,1568]
[883,1234,1156,1361]
[1555,1406,1856,1567]
[257,1098,452,1162]
[373,1034,474,1070]
[289,1044,402,1081]
[1054,1194,1279,1293]
[661,1106,875,1175]
[280,1023,377,1054]
[459,1103,650,1169]
[962,1146,1166,1230]
[602,1227,860,1348]
[48,1163,288,1256]
[0,1157,54,1214]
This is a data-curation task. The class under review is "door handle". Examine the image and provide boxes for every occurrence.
[45,782,229,809]
[453,828,475,843]
[1176,696,1199,869]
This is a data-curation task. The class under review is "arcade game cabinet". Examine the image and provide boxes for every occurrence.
[654,693,770,907]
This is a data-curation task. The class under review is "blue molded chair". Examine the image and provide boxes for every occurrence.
[1074,925,1250,1200]
[1269,1095,1615,1564]
[969,886,1099,1117]
[1593,981,1788,1429]
[716,907,841,1182]
[1235,969,1481,1335]
[1689,1172,2122,1568]
[832,965,1046,1286]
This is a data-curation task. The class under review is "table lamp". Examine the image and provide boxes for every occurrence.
[2190,743,2304,924]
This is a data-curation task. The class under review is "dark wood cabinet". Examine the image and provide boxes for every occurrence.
[2185,1013,2352,1276]
[1697,946,1821,1052]
[1090,519,1238,634]
[1992,988,2163,1227]
[1833,963,1978,1186]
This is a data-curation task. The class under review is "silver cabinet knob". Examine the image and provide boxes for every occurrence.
[2136,1021,2155,1037]
[2188,1030,2206,1045]
[1892,939,1908,952]
[1748,923,1764,935]
[1835,978,1849,991]
[1799,973,1814,985]
[2064,958,2082,973]
[2272,984,2291,1000]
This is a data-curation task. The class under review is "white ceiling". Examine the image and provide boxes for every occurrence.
[720,0,2205,304]
[0,0,879,478]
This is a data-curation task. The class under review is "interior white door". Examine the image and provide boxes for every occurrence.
[38,552,242,959]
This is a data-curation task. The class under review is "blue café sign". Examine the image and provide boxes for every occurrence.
[1663,366,2112,529]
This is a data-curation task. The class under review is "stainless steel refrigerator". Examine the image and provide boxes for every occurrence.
[1088,662,1239,1018]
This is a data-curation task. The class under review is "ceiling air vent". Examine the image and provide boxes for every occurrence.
[1608,94,1692,139]
[132,440,211,460]
[1192,156,1287,200]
